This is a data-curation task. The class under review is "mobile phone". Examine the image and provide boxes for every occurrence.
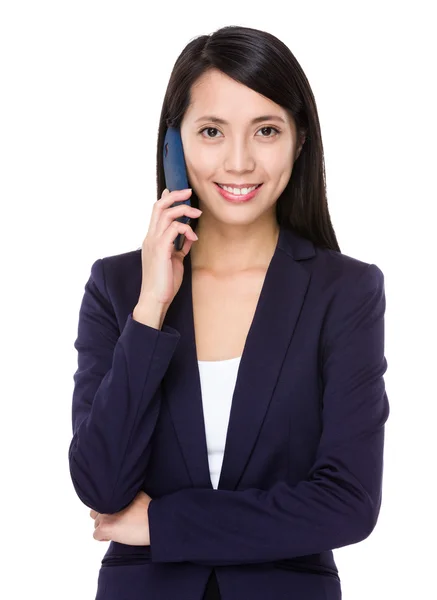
[163,127,191,251]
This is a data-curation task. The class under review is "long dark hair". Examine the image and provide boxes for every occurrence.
[156,25,340,252]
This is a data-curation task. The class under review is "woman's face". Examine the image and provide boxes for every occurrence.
[180,68,303,225]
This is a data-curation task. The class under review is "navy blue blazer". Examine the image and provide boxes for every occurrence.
[69,225,389,600]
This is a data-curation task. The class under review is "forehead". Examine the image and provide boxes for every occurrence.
[184,69,292,126]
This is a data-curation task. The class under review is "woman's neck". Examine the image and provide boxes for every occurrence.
[189,220,280,276]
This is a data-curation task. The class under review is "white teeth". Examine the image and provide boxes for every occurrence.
[218,184,259,195]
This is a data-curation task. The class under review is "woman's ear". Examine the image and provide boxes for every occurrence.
[294,134,306,162]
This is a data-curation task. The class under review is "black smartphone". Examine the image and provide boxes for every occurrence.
[163,127,191,251]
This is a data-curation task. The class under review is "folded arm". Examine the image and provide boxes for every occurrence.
[148,264,390,565]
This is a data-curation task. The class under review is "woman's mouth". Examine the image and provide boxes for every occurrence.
[214,183,263,203]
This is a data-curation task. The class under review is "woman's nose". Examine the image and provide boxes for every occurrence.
[223,139,256,172]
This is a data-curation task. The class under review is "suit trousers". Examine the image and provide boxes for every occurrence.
[202,570,221,599]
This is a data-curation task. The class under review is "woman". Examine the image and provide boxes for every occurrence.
[69,25,389,600]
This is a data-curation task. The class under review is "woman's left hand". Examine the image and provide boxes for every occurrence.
[90,491,152,546]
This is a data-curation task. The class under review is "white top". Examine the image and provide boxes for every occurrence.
[197,356,242,489]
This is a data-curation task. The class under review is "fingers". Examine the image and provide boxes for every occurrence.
[93,527,110,541]
[142,188,201,261]
[148,188,195,235]
[89,508,111,541]
[92,514,111,541]
[178,228,197,257]
[155,203,202,239]
[162,219,199,250]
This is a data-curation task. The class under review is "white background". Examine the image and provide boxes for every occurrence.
[1,1,435,598]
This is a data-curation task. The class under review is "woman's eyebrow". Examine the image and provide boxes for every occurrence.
[194,115,287,125]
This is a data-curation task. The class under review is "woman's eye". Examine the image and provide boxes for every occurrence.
[200,127,222,138]
[256,127,280,137]
[199,126,280,138]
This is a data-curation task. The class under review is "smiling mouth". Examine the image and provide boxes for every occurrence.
[215,183,262,188]
[215,183,263,194]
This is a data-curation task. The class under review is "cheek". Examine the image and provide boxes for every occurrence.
[257,143,293,171]
[265,156,293,183]
[185,155,216,181]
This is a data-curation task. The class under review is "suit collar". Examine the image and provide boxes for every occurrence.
[162,225,315,490]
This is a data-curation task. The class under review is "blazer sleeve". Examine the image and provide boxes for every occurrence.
[68,258,181,515]
[147,263,390,566]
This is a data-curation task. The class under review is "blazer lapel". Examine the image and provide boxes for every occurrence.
[162,225,315,491]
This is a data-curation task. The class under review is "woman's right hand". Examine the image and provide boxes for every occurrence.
[137,188,202,308]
